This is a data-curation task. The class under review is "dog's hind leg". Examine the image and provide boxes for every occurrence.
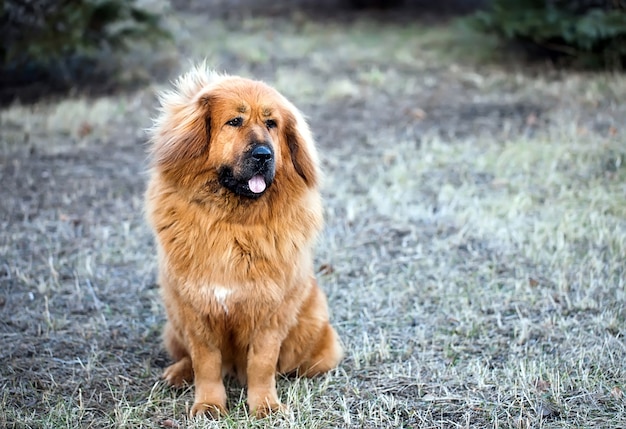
[278,279,343,377]
[162,321,193,387]
[298,321,343,377]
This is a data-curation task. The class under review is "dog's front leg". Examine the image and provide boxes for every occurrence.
[246,331,287,418]
[189,341,227,418]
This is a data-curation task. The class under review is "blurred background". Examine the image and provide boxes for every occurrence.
[2,0,624,104]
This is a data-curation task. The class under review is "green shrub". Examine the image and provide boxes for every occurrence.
[0,0,170,103]
[467,0,626,69]
[1,0,168,66]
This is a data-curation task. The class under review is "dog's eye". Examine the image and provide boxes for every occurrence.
[226,117,243,127]
[265,119,277,129]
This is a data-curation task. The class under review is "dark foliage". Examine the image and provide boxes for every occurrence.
[467,0,626,69]
[0,0,169,103]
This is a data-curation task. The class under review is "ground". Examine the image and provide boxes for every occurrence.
[1,1,625,428]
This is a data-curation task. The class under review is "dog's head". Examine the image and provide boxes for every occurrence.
[149,65,319,202]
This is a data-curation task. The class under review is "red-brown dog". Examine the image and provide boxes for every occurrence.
[145,65,343,418]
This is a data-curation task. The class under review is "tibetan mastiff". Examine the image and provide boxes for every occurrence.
[145,65,343,418]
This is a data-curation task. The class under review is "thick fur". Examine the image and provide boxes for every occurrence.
[145,64,343,418]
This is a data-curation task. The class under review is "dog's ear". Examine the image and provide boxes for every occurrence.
[150,94,212,169]
[283,110,319,188]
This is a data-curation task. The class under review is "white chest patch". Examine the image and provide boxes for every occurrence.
[199,285,234,314]
[213,286,232,312]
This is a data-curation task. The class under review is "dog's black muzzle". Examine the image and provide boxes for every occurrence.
[218,143,275,199]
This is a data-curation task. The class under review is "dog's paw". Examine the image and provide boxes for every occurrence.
[190,401,227,419]
[250,398,288,419]
[162,358,193,388]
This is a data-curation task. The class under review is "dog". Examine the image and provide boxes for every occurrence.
[145,64,343,418]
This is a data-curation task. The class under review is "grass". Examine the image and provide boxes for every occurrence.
[1,3,625,428]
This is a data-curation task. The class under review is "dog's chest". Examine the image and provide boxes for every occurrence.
[199,285,234,314]
[195,281,283,322]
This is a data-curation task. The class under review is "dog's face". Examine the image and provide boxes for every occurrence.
[209,84,283,199]
[150,72,319,204]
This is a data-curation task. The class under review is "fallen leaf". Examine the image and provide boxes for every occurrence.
[611,386,623,399]
[411,108,427,120]
[78,122,93,138]
[535,378,550,392]
[160,418,180,428]
[317,264,335,275]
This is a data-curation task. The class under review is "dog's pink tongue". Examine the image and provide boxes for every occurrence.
[248,175,266,194]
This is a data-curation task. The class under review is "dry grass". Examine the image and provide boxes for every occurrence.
[1,2,625,428]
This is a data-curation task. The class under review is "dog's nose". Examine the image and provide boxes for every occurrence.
[251,145,272,162]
